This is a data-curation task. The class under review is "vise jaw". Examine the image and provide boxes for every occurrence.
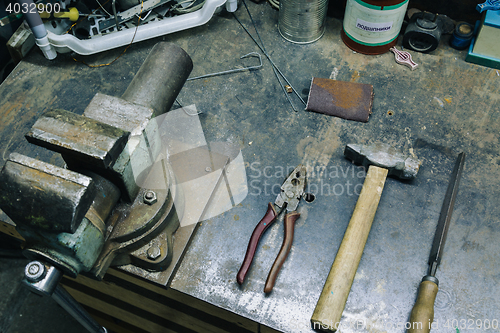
[1,153,97,234]
[0,152,119,277]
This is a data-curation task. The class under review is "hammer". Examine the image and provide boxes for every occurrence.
[311,143,420,332]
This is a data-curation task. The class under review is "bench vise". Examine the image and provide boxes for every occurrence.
[0,42,192,332]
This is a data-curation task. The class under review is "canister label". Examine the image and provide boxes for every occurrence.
[356,18,393,32]
[344,0,408,46]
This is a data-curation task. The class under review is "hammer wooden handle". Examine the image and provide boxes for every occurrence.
[311,165,388,332]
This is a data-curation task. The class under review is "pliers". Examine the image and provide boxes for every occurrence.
[237,164,306,293]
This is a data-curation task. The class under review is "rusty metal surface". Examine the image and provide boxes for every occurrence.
[306,77,374,123]
[83,93,154,135]
[121,42,193,117]
[26,109,130,169]
[0,153,96,233]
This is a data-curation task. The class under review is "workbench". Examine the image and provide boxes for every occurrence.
[1,2,500,332]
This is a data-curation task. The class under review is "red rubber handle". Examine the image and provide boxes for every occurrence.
[264,211,300,293]
[237,203,278,285]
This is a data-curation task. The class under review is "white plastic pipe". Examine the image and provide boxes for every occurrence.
[18,0,57,59]
[45,0,227,56]
[225,0,238,12]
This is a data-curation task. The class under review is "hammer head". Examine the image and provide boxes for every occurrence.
[344,143,421,180]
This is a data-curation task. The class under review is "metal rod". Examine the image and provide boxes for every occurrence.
[121,42,193,116]
[112,0,121,31]
[240,0,298,111]
[232,11,306,106]
[52,284,108,333]
[271,65,298,111]
[186,52,262,81]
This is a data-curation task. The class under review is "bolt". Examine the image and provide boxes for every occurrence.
[143,191,157,205]
[147,246,161,260]
[28,265,39,275]
[25,261,46,282]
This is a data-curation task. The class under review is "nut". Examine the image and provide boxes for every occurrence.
[285,85,293,93]
[143,191,157,205]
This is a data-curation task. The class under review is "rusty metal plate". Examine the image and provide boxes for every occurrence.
[305,77,374,123]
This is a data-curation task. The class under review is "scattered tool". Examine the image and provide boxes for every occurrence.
[186,52,262,81]
[408,153,465,333]
[311,143,421,332]
[237,165,306,293]
[390,47,419,70]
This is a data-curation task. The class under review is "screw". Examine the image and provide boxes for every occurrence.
[143,191,157,205]
[147,246,161,260]
[25,261,46,282]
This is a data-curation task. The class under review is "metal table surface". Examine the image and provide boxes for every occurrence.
[1,2,500,332]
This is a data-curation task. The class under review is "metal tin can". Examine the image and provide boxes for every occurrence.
[278,0,329,44]
[341,0,409,54]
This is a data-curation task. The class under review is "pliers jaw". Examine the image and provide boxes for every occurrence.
[274,164,307,212]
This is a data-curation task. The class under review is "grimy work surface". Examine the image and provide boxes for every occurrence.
[0,2,499,333]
